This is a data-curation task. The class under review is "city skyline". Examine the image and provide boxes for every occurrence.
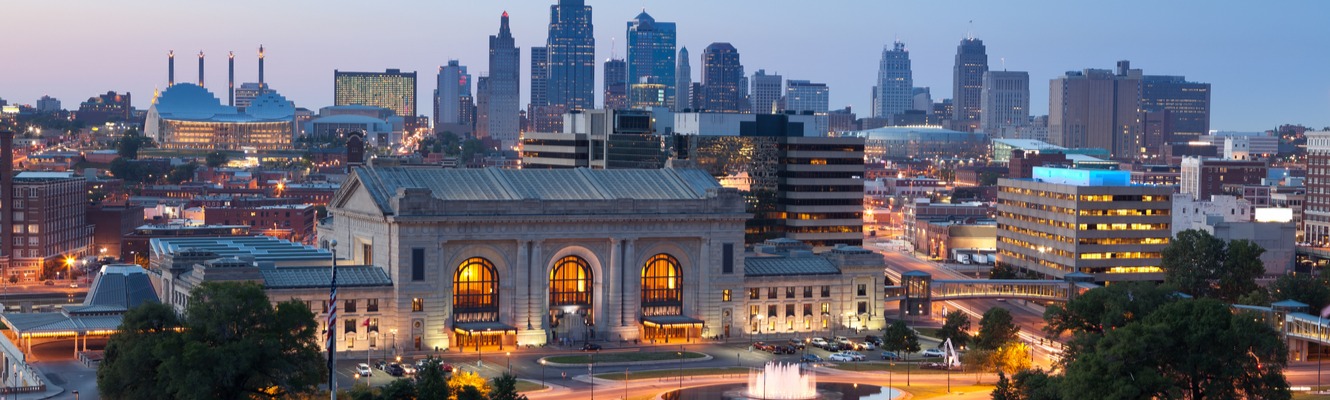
[3,0,1328,131]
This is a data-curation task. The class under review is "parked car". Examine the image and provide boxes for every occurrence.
[43,280,53,286]
[787,339,807,350]
[841,351,867,361]
[752,341,771,351]
[402,363,417,375]
[864,335,883,346]
[774,345,796,355]
[881,351,902,361]
[828,352,858,362]
[582,343,602,351]
[386,363,406,377]
[922,348,946,358]
[375,360,388,370]
[834,336,851,346]
[856,341,876,351]
[810,337,829,348]
[800,354,824,364]
[822,342,842,352]
[355,363,373,377]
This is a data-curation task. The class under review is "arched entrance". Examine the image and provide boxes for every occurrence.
[548,255,593,345]
[451,257,512,350]
[640,254,701,343]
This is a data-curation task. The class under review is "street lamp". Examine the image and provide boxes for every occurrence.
[540,359,546,388]
[506,352,512,373]
[677,346,684,391]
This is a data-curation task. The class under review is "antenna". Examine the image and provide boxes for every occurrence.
[1001,57,1006,71]
[611,37,616,59]
[967,20,974,40]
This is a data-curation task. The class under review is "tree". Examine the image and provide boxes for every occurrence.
[489,373,528,400]
[205,151,230,168]
[990,342,1032,376]
[1059,299,1291,400]
[990,262,1020,280]
[963,348,994,384]
[115,129,152,159]
[882,320,921,384]
[976,307,1020,350]
[378,378,418,400]
[97,302,182,400]
[1011,369,1061,400]
[1162,229,1266,302]
[937,310,972,349]
[166,162,198,184]
[449,371,490,399]
[98,281,326,399]
[1269,273,1330,312]
[458,386,485,400]
[991,372,1019,400]
[1042,282,1179,366]
[415,357,451,400]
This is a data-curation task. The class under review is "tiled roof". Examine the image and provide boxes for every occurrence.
[354,166,722,213]
[744,256,841,277]
[85,264,159,309]
[260,266,393,289]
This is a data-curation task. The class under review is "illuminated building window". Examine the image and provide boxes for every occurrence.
[453,257,498,312]
[549,255,592,306]
[641,254,681,306]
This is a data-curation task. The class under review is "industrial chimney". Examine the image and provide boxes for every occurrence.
[228,51,235,106]
[258,45,266,90]
[198,51,205,87]
[168,50,175,87]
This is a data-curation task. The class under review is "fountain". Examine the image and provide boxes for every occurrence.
[746,362,817,399]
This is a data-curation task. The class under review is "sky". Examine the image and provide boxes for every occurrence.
[3,0,1329,131]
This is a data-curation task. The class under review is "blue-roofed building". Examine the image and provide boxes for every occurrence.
[145,83,295,151]
[0,264,160,359]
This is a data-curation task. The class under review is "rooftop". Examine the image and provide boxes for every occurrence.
[150,236,332,264]
[993,139,1064,150]
[840,125,983,141]
[260,266,393,289]
[744,256,841,277]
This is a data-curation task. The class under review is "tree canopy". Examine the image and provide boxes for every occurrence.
[1161,229,1266,302]
[937,310,972,349]
[976,307,1020,350]
[882,320,921,356]
[205,151,230,168]
[114,129,153,159]
[97,281,325,400]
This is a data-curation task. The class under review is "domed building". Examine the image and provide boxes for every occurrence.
[145,83,295,151]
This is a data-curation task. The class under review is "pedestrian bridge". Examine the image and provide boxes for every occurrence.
[883,269,1098,317]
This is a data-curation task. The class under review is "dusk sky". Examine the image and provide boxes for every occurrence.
[4,0,1328,131]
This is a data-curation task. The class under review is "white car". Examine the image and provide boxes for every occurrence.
[857,342,876,350]
[402,363,417,375]
[356,363,373,377]
[828,352,859,362]
[921,348,946,358]
[841,351,867,361]
[810,337,829,348]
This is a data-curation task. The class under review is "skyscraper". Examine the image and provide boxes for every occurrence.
[952,38,988,132]
[873,41,913,119]
[603,58,627,110]
[675,47,692,111]
[1141,75,1211,142]
[785,80,829,114]
[979,70,1029,136]
[333,69,417,117]
[701,42,743,113]
[529,46,562,132]
[486,12,521,145]
[545,0,595,112]
[749,69,782,114]
[434,60,472,134]
[1049,61,1143,159]
[626,10,676,109]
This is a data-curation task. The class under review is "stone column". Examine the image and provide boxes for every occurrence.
[607,238,621,328]
[516,239,547,346]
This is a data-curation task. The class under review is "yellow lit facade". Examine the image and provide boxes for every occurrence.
[157,119,293,151]
[996,173,1173,282]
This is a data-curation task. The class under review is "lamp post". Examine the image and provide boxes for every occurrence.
[677,347,684,391]
[539,359,546,389]
[506,352,511,373]
[323,239,338,400]
[589,352,595,400]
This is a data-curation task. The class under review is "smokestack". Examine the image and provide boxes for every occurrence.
[258,45,265,90]
[1,130,13,263]
[168,50,175,87]
[228,51,235,106]
[198,51,205,87]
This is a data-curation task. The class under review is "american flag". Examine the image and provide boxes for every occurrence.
[326,271,338,350]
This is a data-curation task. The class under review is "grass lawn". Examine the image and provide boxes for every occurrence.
[514,380,546,392]
[593,367,749,381]
[544,351,706,365]
[828,363,950,374]
[903,384,995,399]
[914,327,942,338]
[1295,391,1330,400]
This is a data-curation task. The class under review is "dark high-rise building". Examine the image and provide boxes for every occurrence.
[675,47,693,111]
[1049,61,1143,160]
[626,10,676,109]
[874,41,913,119]
[749,69,782,114]
[434,60,472,134]
[952,38,988,132]
[1141,75,1211,143]
[545,0,595,112]
[333,69,417,118]
[603,58,628,110]
[529,46,562,132]
[75,91,132,124]
[701,42,743,113]
[487,11,521,145]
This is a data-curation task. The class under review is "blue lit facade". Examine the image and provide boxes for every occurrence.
[626,11,676,109]
[545,0,595,111]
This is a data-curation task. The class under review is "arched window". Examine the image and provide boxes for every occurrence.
[550,255,592,306]
[641,254,681,306]
[453,257,497,312]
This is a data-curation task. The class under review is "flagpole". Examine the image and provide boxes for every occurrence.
[326,240,339,400]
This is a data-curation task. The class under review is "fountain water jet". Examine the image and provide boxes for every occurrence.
[745,362,817,399]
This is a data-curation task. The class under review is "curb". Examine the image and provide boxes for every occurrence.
[539,353,713,368]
